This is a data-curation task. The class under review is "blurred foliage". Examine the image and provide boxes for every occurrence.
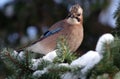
[0,0,68,48]
[114,2,120,35]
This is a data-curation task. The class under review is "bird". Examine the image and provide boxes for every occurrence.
[70,33,114,79]
[23,4,84,54]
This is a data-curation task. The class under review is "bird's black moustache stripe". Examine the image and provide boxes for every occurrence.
[66,13,80,22]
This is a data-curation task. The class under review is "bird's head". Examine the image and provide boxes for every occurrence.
[67,4,83,24]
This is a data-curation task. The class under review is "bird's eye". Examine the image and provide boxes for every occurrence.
[77,14,81,16]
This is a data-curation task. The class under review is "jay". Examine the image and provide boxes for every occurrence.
[25,4,84,54]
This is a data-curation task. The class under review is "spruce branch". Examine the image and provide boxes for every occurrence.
[5,51,33,73]
[0,48,34,79]
[54,37,77,64]
[90,36,120,78]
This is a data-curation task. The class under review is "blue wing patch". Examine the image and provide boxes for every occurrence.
[43,27,62,37]
[31,27,62,44]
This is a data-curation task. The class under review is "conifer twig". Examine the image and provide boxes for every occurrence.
[4,51,34,73]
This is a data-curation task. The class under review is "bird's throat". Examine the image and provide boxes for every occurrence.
[67,17,80,24]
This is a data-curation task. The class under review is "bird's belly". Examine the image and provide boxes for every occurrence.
[67,31,83,52]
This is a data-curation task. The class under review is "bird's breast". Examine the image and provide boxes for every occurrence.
[65,24,83,52]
